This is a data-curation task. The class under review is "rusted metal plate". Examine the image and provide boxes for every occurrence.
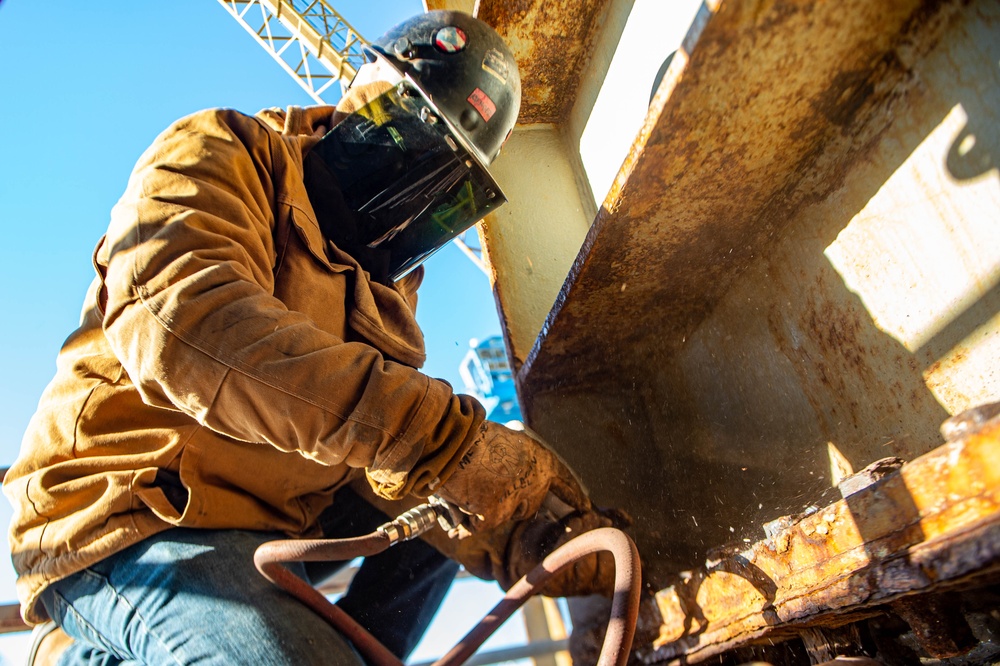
[889,593,978,659]
[476,0,614,125]
[517,0,970,395]
[512,0,998,594]
[426,0,616,124]
[642,416,1000,664]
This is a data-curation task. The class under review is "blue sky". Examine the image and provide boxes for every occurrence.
[0,1,514,661]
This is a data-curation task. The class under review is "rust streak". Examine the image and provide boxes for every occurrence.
[477,0,611,124]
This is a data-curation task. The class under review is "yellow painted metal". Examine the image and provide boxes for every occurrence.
[216,0,368,103]
[477,0,618,125]
[470,0,629,368]
[521,596,571,666]
[480,126,595,368]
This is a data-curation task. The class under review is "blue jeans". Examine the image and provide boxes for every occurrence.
[40,490,459,665]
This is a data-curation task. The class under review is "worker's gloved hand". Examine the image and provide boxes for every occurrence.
[437,422,590,532]
[428,506,629,598]
[502,509,627,598]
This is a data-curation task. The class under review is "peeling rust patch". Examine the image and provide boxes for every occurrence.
[813,65,882,128]
[639,415,1000,665]
[477,0,611,124]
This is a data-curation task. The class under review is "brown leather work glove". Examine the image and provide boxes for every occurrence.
[436,421,591,532]
[423,507,628,599]
[348,474,620,598]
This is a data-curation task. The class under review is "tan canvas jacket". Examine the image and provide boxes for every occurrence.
[3,105,485,623]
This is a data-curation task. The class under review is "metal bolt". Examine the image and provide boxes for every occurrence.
[393,37,414,59]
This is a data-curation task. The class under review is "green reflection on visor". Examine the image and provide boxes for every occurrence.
[310,79,506,281]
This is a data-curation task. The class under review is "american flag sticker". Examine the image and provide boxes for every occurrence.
[467,88,496,122]
[434,26,467,53]
[482,48,509,84]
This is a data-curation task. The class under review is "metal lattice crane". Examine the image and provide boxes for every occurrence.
[216,0,490,275]
[216,0,369,103]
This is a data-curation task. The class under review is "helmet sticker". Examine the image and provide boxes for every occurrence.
[481,48,509,84]
[467,88,497,122]
[433,26,468,53]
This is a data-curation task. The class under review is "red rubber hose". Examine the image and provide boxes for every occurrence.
[255,526,641,666]
[433,528,641,666]
[254,532,404,666]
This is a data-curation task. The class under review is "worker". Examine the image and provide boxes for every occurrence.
[5,10,616,666]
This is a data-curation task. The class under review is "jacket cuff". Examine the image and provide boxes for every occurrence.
[366,386,485,500]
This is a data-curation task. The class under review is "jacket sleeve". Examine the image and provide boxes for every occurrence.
[101,108,483,500]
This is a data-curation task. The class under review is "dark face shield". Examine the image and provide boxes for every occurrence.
[306,79,507,282]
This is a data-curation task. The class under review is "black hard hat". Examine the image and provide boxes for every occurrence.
[303,12,522,284]
[366,10,521,166]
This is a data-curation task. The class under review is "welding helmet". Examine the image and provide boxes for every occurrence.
[305,11,521,283]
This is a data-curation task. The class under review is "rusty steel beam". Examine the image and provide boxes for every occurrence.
[642,415,1000,665]
[511,0,999,608]
[476,0,615,125]
[516,0,969,397]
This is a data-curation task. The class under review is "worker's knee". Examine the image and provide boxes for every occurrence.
[40,529,365,665]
